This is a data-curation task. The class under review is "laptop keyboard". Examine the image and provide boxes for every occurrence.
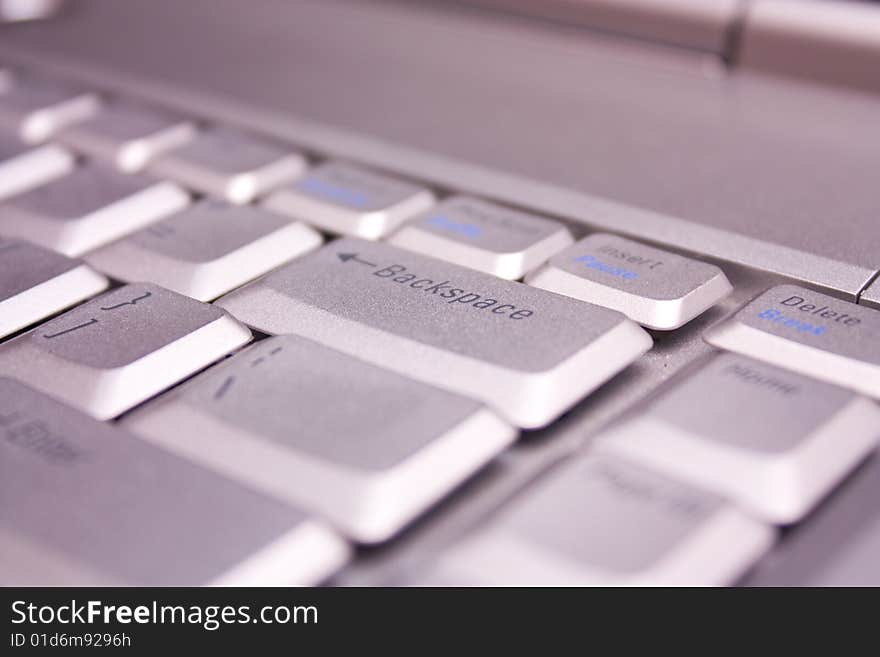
[1,64,878,586]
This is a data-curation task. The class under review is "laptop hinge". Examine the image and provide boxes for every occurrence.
[736,0,880,95]
[457,0,744,56]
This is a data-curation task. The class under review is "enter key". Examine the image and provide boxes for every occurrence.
[704,284,880,398]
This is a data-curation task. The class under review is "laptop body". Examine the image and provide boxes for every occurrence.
[1,0,879,586]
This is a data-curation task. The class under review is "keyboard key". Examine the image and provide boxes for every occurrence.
[0,134,74,201]
[596,353,880,523]
[216,238,651,428]
[527,233,732,330]
[421,456,773,586]
[743,454,880,586]
[0,239,108,339]
[0,283,251,419]
[704,284,880,398]
[150,128,306,204]
[859,277,880,311]
[0,378,348,585]
[0,164,190,257]
[262,161,435,239]
[86,200,322,301]
[0,77,101,143]
[389,196,573,279]
[59,102,197,173]
[124,335,516,543]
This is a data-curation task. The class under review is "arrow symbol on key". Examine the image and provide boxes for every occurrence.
[337,253,378,267]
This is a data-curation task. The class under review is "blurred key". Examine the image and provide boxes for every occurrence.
[150,128,306,204]
[0,134,74,200]
[0,283,251,419]
[262,161,435,239]
[0,378,348,586]
[59,102,197,173]
[87,200,322,301]
[705,284,880,397]
[0,163,189,256]
[597,353,880,523]
[528,233,732,330]
[0,76,101,144]
[743,455,880,586]
[217,238,651,428]
[390,196,572,279]
[421,456,773,586]
[125,335,516,543]
[0,239,108,338]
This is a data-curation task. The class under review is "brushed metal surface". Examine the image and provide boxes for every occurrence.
[740,0,880,94]
[462,0,743,54]
[0,0,878,297]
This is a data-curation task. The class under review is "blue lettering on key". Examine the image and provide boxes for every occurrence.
[757,308,827,336]
[298,177,371,209]
[574,254,639,280]
[428,214,482,239]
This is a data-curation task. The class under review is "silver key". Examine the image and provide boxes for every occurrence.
[421,456,773,586]
[743,455,880,586]
[859,277,880,311]
[150,128,306,204]
[217,238,651,428]
[0,239,108,339]
[59,102,197,173]
[704,284,880,398]
[0,76,101,144]
[0,283,251,419]
[0,378,348,586]
[86,200,323,301]
[527,233,732,330]
[124,335,516,543]
[0,164,190,256]
[262,161,435,239]
[597,353,880,523]
[390,196,573,279]
[0,134,74,200]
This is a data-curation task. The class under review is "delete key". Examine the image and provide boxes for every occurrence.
[704,284,880,397]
